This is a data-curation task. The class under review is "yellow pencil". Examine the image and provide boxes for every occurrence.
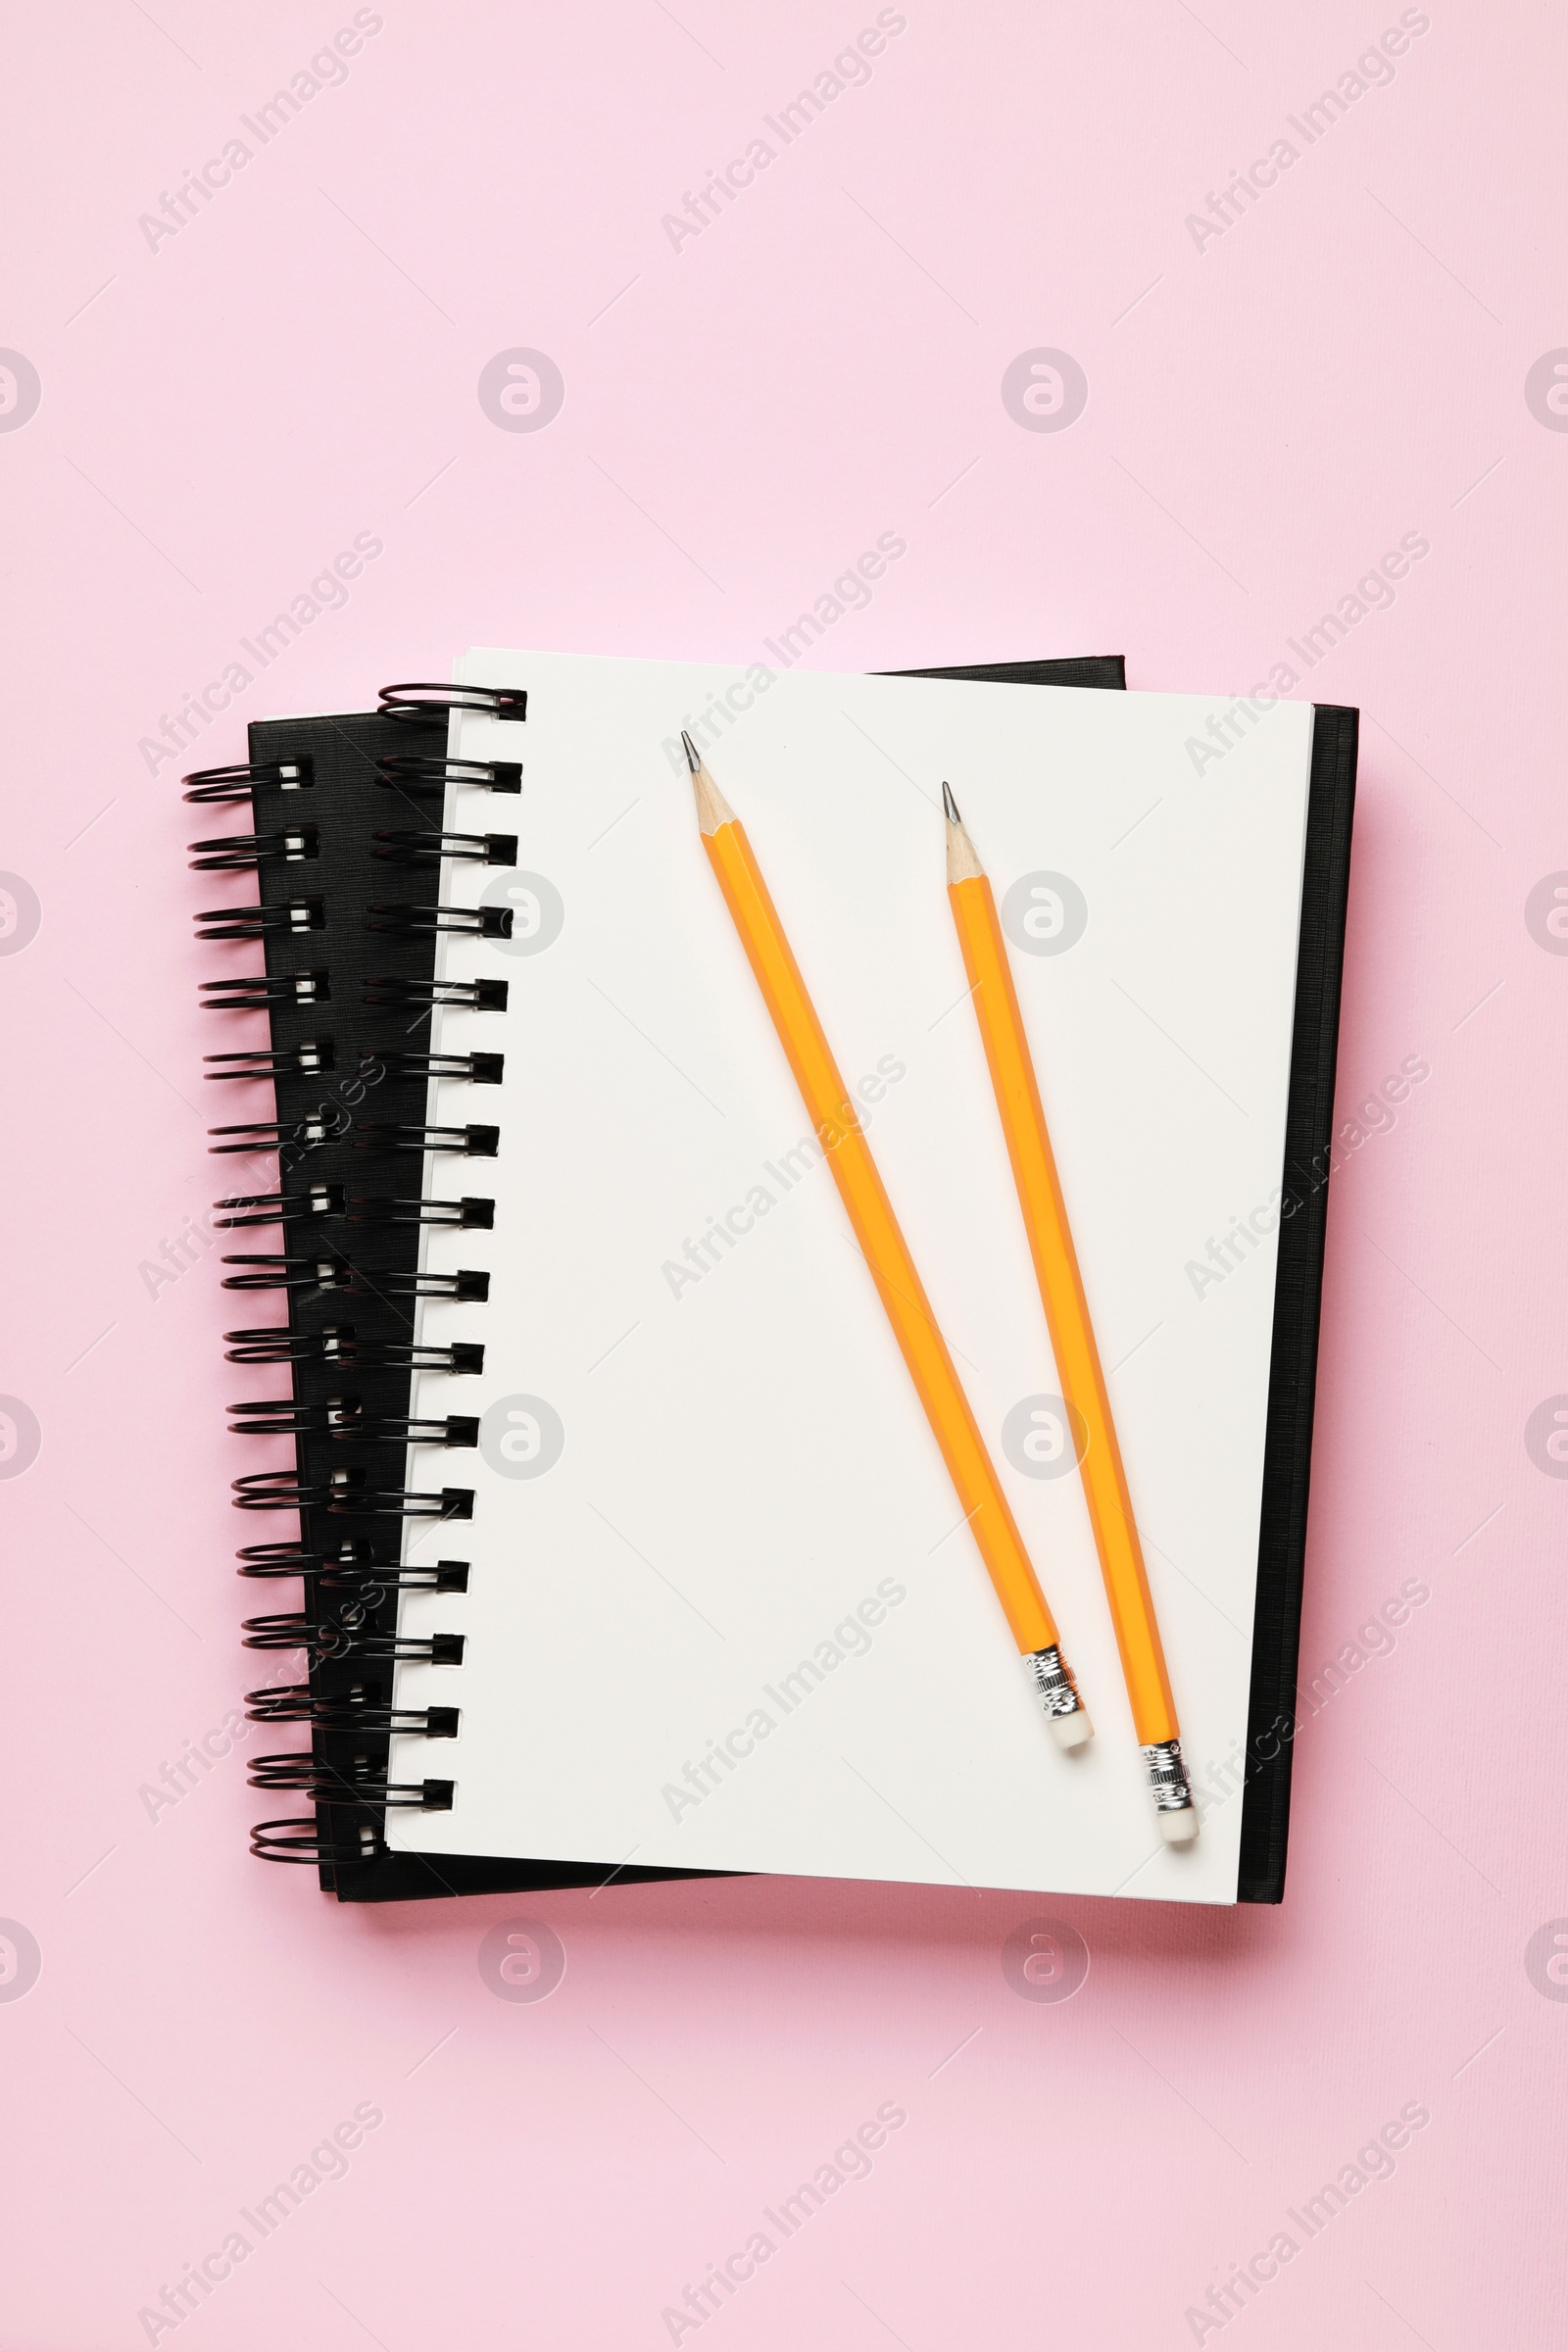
[682,733,1091,1750]
[942,785,1197,1839]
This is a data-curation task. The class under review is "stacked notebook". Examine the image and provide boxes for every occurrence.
[187,649,1354,1905]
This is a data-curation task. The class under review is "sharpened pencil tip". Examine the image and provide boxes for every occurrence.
[677,727,738,833]
[943,786,984,884]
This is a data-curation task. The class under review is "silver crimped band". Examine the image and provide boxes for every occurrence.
[1143,1738,1195,1813]
[1024,1644,1085,1719]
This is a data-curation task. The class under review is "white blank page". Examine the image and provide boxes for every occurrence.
[386,650,1313,1903]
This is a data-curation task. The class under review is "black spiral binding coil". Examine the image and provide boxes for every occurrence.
[208,1110,350,1156]
[371,829,518,866]
[370,1052,504,1085]
[350,1123,500,1158]
[362,975,509,1012]
[223,1325,485,1373]
[188,827,319,872]
[204,1042,335,1081]
[244,1680,463,1732]
[225,1397,479,1446]
[196,896,325,942]
[211,1186,347,1230]
[379,680,528,724]
[345,1196,495,1230]
[186,678,525,1878]
[183,757,315,804]
[201,971,331,1010]
[366,902,514,939]
[373,753,522,803]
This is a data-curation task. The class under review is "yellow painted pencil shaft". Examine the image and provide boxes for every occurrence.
[948,870,1180,1745]
[702,812,1061,1658]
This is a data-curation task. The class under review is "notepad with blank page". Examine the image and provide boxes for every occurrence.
[375,649,1350,1905]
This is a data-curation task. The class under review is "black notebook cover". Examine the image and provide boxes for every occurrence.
[213,656,1349,1905]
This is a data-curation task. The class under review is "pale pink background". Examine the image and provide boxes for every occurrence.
[2,2,1564,2344]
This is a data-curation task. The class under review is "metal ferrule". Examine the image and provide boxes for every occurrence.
[1143,1739,1195,1814]
[1024,1644,1085,1720]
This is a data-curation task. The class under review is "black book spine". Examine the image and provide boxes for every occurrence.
[1235,704,1357,1902]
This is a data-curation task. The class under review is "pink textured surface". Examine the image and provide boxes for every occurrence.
[1,2,1563,2344]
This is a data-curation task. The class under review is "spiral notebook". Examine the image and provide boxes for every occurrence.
[195,649,1353,1906]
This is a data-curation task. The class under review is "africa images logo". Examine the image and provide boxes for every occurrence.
[477,350,565,432]
[1524,350,1568,431]
[478,1396,565,1479]
[1000,350,1089,433]
[0,874,41,956]
[0,1397,41,1479]
[0,351,41,432]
